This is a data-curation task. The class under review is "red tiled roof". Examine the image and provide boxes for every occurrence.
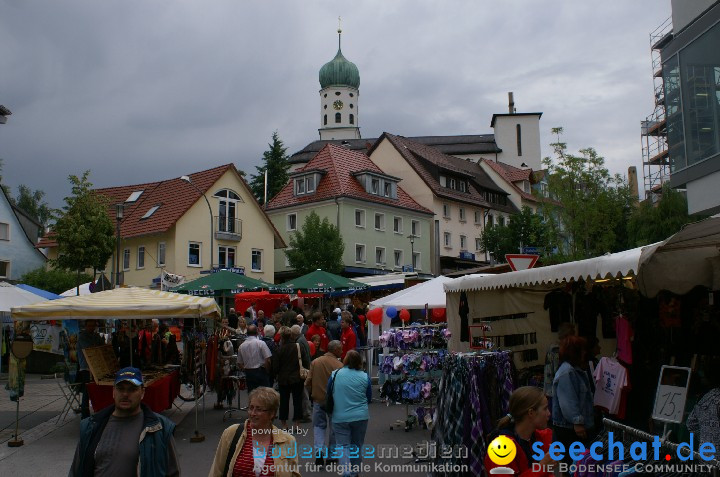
[36,231,57,248]
[482,160,537,203]
[376,133,518,214]
[265,144,433,215]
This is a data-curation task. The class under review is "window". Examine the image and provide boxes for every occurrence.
[459,181,467,193]
[335,112,341,123]
[383,182,391,197]
[411,220,420,236]
[158,242,166,266]
[324,114,327,125]
[459,207,466,222]
[350,103,354,108]
[449,178,456,189]
[487,215,494,227]
[443,232,451,248]
[499,216,506,227]
[335,92,341,96]
[125,190,143,203]
[287,213,297,231]
[349,114,354,125]
[443,204,450,218]
[412,252,420,270]
[0,260,8,278]
[475,238,483,251]
[188,242,201,267]
[355,209,365,228]
[375,247,385,265]
[295,178,306,195]
[393,217,403,234]
[251,249,262,272]
[0,223,8,240]
[374,213,385,231]
[439,175,446,187]
[285,249,292,268]
[516,124,522,156]
[371,178,380,195]
[218,246,236,268]
[349,93,354,97]
[474,210,482,224]
[141,206,160,219]
[294,176,316,196]
[394,249,403,268]
[355,244,366,263]
[137,246,145,269]
[460,235,467,251]
[306,175,315,192]
[123,248,131,271]
[213,189,241,234]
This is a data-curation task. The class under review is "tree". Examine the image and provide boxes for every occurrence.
[541,128,634,261]
[479,206,552,263]
[51,171,114,284]
[20,267,94,295]
[285,212,345,274]
[627,184,695,247]
[249,131,291,205]
[15,184,53,228]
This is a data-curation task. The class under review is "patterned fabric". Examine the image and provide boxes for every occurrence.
[467,360,486,476]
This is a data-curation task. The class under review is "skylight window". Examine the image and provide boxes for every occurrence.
[141,205,160,219]
[126,190,144,202]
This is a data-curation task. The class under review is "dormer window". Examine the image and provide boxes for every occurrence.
[439,175,468,193]
[371,178,380,195]
[354,171,398,199]
[293,172,322,197]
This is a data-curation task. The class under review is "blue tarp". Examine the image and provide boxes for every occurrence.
[16,284,61,300]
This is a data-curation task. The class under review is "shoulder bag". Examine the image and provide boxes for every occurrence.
[296,343,310,379]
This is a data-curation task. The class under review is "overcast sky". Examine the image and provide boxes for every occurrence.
[0,0,671,209]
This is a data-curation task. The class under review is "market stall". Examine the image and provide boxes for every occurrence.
[171,270,271,316]
[11,287,220,413]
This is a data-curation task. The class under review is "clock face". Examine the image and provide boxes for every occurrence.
[333,100,344,110]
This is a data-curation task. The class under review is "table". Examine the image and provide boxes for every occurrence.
[87,370,180,413]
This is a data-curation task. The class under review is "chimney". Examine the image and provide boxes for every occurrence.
[628,166,640,202]
[508,92,515,114]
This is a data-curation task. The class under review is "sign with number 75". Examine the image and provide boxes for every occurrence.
[652,365,692,424]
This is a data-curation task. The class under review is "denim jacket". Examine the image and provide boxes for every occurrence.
[552,361,594,429]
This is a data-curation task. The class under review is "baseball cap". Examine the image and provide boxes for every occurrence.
[115,367,143,386]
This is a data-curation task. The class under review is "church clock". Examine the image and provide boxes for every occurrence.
[333,100,344,110]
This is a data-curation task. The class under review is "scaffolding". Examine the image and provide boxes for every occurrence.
[641,17,673,202]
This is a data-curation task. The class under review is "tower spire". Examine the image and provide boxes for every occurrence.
[338,16,342,51]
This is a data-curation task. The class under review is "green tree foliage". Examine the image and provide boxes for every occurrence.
[20,267,94,295]
[249,131,291,205]
[542,128,634,261]
[16,184,53,228]
[480,206,552,263]
[627,184,695,246]
[285,212,345,274]
[51,171,114,275]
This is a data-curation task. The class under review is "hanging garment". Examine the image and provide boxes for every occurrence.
[544,289,572,332]
[615,315,633,364]
[459,292,470,342]
[592,357,628,415]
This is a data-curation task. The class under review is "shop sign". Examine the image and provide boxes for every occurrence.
[652,365,691,424]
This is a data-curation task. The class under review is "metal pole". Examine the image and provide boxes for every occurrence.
[8,395,23,447]
[115,214,121,288]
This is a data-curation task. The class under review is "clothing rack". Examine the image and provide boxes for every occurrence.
[603,418,720,468]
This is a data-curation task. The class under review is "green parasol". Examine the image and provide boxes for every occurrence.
[270,269,368,294]
[171,270,271,297]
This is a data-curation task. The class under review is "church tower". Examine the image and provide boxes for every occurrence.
[318,26,361,140]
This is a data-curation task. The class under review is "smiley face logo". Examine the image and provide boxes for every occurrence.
[487,435,517,465]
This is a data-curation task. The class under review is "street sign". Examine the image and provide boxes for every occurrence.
[505,254,539,271]
[402,265,414,272]
[522,246,541,255]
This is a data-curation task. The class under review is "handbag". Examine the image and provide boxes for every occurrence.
[321,369,339,413]
[297,343,310,379]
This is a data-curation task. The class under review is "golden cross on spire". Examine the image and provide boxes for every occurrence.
[337,16,342,50]
[338,16,342,33]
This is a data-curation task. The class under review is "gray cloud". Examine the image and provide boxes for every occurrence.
[0,0,670,207]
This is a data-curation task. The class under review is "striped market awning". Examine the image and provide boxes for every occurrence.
[11,287,221,321]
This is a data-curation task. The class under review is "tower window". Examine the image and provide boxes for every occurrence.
[335,91,341,96]
[324,105,327,110]
[349,114,354,124]
[324,114,327,125]
[324,93,327,98]
[349,93,354,97]
[335,113,341,123]
[516,124,522,156]
[350,104,354,109]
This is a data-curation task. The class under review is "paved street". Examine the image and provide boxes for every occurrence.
[1,375,443,476]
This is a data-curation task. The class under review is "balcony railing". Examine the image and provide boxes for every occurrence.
[215,216,242,240]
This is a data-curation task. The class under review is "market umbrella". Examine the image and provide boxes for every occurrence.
[171,270,271,297]
[0,282,50,312]
[11,286,221,321]
[270,269,368,294]
[15,284,61,300]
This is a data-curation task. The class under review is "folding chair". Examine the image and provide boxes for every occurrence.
[56,377,82,424]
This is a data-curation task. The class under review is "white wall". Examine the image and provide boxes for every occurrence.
[686,169,720,215]
[671,0,716,33]
[493,114,542,170]
[319,85,360,140]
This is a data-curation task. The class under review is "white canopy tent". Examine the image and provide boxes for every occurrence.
[0,282,49,314]
[59,282,93,297]
[370,275,459,310]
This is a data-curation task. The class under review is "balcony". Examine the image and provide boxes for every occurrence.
[215,216,242,241]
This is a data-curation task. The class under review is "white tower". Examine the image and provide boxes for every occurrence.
[318,27,361,140]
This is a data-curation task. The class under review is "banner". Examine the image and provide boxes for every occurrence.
[162,270,185,289]
[28,322,65,355]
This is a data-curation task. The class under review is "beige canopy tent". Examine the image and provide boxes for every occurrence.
[11,287,221,321]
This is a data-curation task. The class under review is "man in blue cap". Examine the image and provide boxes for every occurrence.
[69,367,180,476]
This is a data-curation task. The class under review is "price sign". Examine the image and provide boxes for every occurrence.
[652,365,691,424]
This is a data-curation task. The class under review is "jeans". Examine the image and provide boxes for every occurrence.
[75,370,92,419]
[279,382,304,422]
[245,368,269,394]
[312,402,336,456]
[332,419,368,477]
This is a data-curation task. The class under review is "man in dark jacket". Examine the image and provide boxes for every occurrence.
[69,367,179,477]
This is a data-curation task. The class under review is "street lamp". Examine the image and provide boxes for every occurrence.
[181,175,214,270]
[408,234,416,270]
[113,204,125,288]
